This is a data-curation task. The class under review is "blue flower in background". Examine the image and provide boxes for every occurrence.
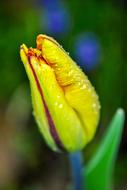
[39,0,70,36]
[74,33,101,71]
[41,0,60,9]
[42,8,70,35]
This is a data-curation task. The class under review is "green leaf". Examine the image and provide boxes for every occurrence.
[84,108,125,190]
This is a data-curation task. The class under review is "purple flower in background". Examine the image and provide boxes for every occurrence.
[39,0,70,36]
[74,33,101,71]
[43,8,70,35]
[41,0,60,9]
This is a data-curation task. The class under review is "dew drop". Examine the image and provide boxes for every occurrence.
[93,103,96,108]
[77,82,81,86]
[54,102,58,106]
[81,84,87,89]
[59,104,63,109]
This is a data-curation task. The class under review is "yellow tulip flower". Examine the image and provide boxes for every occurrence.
[20,34,100,152]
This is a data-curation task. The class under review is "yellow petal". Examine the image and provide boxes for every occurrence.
[29,55,87,152]
[37,34,100,142]
[20,46,58,151]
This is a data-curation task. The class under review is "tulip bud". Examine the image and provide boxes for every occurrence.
[20,34,100,152]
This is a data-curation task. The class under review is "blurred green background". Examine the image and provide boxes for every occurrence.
[0,0,127,189]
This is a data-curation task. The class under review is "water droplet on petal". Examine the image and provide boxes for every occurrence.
[92,103,96,108]
[55,102,58,106]
[59,104,63,108]
[81,84,87,89]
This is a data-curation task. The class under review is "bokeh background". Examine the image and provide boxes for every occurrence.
[0,0,127,189]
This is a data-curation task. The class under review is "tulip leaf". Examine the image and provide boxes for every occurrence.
[84,108,125,190]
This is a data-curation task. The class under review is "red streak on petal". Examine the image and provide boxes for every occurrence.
[27,55,64,151]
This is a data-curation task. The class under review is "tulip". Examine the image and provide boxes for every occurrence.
[20,34,100,152]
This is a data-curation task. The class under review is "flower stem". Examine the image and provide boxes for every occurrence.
[69,151,84,190]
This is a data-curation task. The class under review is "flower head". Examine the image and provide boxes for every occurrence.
[42,8,70,35]
[74,33,101,71]
[20,34,100,152]
[39,0,70,36]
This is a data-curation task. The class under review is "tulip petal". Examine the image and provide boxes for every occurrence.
[20,46,59,151]
[37,35,100,142]
[29,56,87,152]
